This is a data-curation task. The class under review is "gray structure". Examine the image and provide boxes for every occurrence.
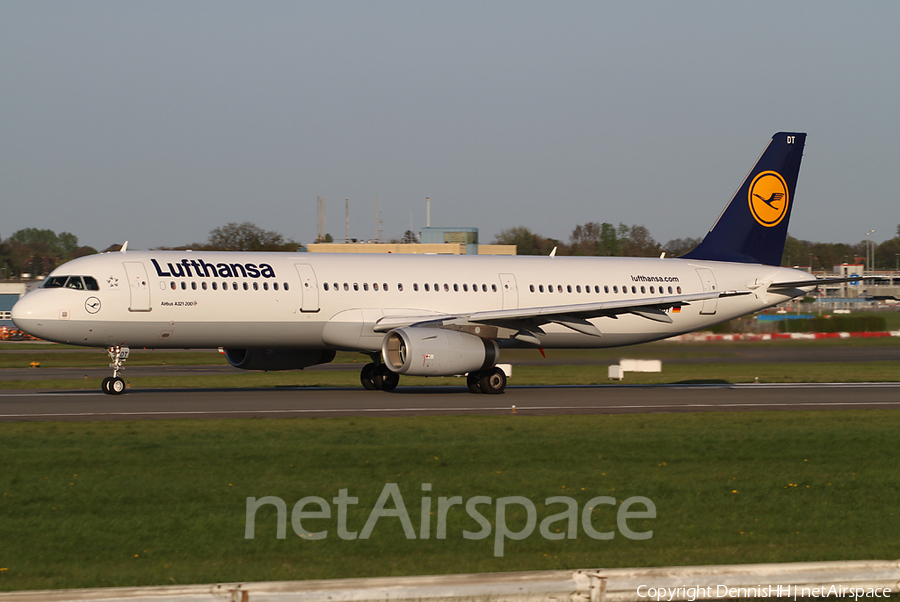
[419,227,479,255]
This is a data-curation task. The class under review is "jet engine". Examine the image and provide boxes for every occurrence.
[381,327,499,376]
[223,348,336,371]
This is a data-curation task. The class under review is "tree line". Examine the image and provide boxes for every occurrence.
[0,223,300,279]
[494,222,900,271]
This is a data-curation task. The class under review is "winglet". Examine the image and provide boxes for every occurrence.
[549,247,557,257]
[681,132,806,266]
[119,241,129,253]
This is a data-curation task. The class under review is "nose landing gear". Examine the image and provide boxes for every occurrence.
[102,346,129,395]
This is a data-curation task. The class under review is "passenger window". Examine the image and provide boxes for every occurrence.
[181,282,187,290]
[324,283,329,291]
[212,282,218,290]
[373,283,379,291]
[202,282,208,290]
[453,284,458,292]
[171,281,177,290]
[558,285,563,293]
[397,283,403,292]
[491,284,497,292]
[273,282,279,291]
[263,282,268,291]
[424,283,430,291]
[604,285,609,293]
[567,285,573,293]
[465,284,470,292]
[539,285,544,293]
[576,285,581,293]
[650,286,654,294]
[192,282,198,290]
[363,283,369,291]
[677,286,682,294]
[233,282,238,290]
[253,282,259,291]
[284,283,289,291]
[343,283,349,291]
[595,285,600,293]
[353,283,359,291]
[243,282,249,291]
[632,286,637,293]
[529,285,534,293]
[548,285,553,293]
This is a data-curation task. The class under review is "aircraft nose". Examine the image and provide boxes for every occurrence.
[11,291,51,336]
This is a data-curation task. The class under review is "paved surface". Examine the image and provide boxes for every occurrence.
[1,382,899,421]
[3,344,900,381]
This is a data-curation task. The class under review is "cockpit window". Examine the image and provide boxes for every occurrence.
[42,276,68,288]
[41,276,99,291]
[65,277,85,290]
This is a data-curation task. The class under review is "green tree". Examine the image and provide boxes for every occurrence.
[618,224,661,257]
[1,229,95,277]
[204,222,302,252]
[493,226,561,255]
[662,237,701,257]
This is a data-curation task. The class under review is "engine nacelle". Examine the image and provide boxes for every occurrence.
[381,328,499,376]
[224,348,336,371]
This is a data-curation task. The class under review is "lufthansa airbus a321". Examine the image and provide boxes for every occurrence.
[13,132,839,395]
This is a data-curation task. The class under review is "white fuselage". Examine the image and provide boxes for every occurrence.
[12,251,809,352]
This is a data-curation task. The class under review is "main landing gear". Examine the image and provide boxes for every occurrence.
[467,367,507,394]
[360,362,400,392]
[102,346,129,395]
[358,362,507,394]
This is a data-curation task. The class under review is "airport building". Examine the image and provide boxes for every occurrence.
[307,227,515,255]
[0,282,27,329]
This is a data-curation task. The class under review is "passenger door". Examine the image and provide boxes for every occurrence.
[295,264,320,313]
[695,268,718,315]
[123,262,151,312]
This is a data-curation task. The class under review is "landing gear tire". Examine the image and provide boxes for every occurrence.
[102,377,112,394]
[479,367,507,394]
[360,363,378,390]
[374,364,400,392]
[109,377,126,395]
[467,372,482,394]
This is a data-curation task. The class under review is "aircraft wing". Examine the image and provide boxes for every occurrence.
[374,290,742,339]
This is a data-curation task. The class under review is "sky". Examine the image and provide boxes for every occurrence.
[2,1,898,252]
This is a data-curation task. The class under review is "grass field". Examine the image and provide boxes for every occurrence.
[1,411,899,591]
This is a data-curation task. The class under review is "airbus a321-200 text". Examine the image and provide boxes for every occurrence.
[13,132,845,395]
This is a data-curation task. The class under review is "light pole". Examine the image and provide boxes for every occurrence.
[865,230,876,276]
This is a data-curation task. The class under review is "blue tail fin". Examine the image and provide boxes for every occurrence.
[681,132,806,266]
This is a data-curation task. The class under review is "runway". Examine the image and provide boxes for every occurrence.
[1,382,899,421]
